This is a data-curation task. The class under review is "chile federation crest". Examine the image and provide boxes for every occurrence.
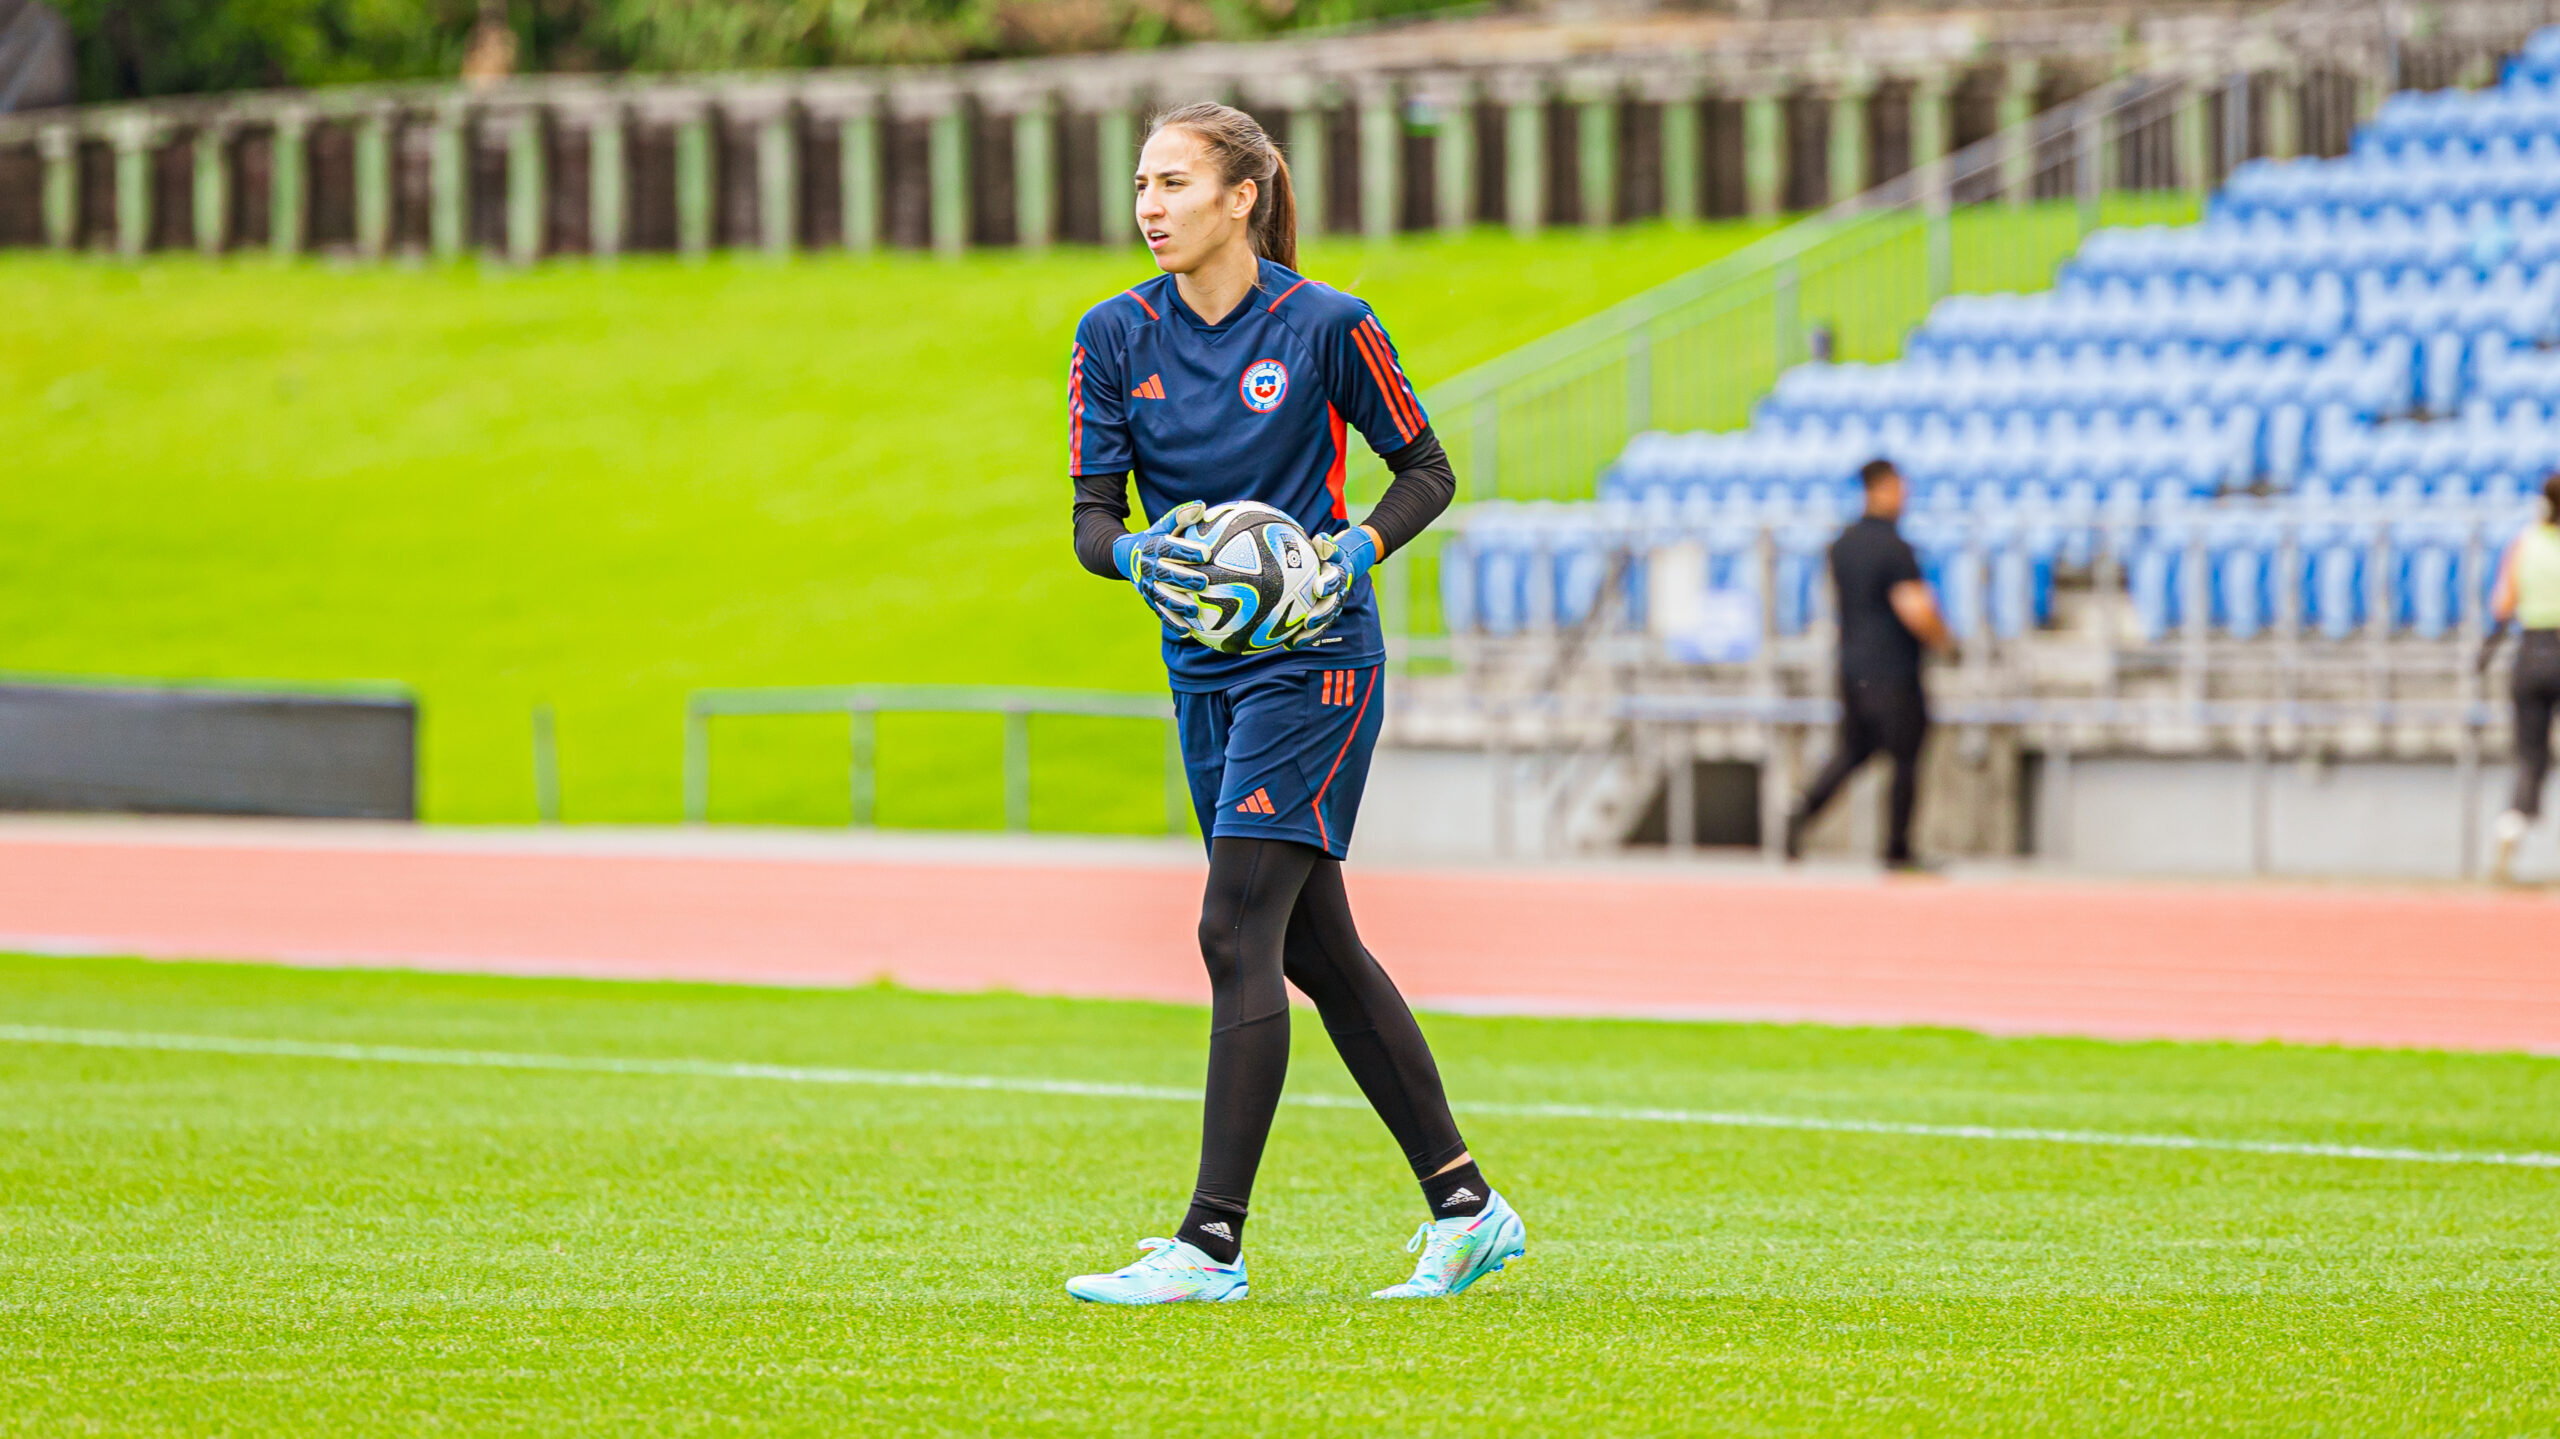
[1239,358,1289,414]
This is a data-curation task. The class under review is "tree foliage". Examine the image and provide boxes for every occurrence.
[63,0,1485,102]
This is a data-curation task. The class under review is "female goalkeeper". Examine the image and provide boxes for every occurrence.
[1061,101,1524,1304]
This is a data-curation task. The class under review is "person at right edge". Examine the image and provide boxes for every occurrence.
[2481,472,2560,882]
[1783,458,1954,870]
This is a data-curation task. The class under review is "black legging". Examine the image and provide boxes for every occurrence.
[1189,836,1469,1227]
[2512,631,2560,819]
[1795,675,1931,863]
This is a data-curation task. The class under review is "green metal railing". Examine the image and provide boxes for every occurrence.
[682,683,1184,833]
[1406,74,2230,506]
[1360,70,2262,657]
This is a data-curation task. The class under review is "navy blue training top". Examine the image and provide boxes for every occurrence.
[1069,257,1429,692]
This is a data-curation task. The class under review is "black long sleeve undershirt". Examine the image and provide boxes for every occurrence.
[1071,427,1457,580]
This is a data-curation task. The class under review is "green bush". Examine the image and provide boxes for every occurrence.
[60,0,1488,103]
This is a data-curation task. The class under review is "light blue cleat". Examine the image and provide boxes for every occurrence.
[1371,1191,1527,1300]
[1066,1237,1249,1305]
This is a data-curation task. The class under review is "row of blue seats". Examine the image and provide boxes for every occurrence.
[2068,216,2560,286]
[1743,385,2560,481]
[2217,147,2560,216]
[2125,531,2498,640]
[1595,470,2551,526]
[1441,501,2536,644]
[1764,341,2423,421]
[2353,86,2560,153]
[1912,269,2560,351]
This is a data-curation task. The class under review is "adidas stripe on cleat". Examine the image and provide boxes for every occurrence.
[1372,1190,1527,1301]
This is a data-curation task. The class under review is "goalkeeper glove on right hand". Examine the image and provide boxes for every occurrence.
[1113,501,1210,631]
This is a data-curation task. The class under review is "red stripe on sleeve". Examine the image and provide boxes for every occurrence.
[1123,289,1159,320]
[1359,317,1426,436]
[1349,321,1419,443]
[1266,278,1311,313]
[1068,344,1085,471]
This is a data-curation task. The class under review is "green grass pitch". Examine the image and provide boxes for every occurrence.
[0,224,1771,831]
[5,954,2556,1434]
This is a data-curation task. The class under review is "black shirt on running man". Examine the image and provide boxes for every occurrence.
[1830,515,1927,682]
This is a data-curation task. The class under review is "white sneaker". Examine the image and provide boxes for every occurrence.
[2493,809,2531,884]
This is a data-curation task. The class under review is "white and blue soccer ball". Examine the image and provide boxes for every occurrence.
[1175,500,1332,654]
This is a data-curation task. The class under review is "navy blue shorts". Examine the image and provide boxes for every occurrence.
[1175,664,1383,859]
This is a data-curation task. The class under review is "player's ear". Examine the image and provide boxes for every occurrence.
[1230,177,1258,224]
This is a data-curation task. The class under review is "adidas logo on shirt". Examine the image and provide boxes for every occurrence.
[1133,374,1166,400]
[1439,1187,1479,1208]
[1233,788,1276,815]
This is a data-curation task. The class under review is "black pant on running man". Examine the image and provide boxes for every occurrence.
[1789,675,1931,866]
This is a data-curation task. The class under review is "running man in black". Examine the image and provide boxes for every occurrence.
[1060,102,1527,1304]
[1784,458,1954,869]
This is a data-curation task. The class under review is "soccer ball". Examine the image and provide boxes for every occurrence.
[1175,501,1331,654]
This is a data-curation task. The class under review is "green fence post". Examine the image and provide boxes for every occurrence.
[431,101,469,260]
[1998,61,2039,205]
[112,117,152,258]
[1656,72,1701,225]
[675,107,714,258]
[1163,719,1188,836]
[505,106,545,264]
[38,123,74,249]
[929,98,970,257]
[355,106,392,259]
[835,94,880,252]
[1426,74,1474,236]
[1498,72,1543,237]
[194,122,230,254]
[1829,76,1873,207]
[1742,91,1783,218]
[532,704,560,823]
[850,706,876,826]
[1013,95,1056,251]
[1097,102,1136,243]
[753,99,798,258]
[1358,77,1400,243]
[2175,78,2211,208]
[271,107,309,259]
[2265,69,2301,160]
[1002,707,1030,832]
[1574,80,1616,229]
[683,705,709,822]
[588,102,626,259]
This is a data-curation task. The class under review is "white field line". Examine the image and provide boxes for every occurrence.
[6,1023,2557,1171]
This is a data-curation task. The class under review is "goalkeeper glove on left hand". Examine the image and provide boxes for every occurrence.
[1312,525,1378,598]
[1113,501,1210,631]
[1288,526,1379,650]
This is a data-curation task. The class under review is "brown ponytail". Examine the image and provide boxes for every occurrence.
[1148,100,1298,272]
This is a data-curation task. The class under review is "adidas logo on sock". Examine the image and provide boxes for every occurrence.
[1198,1221,1234,1240]
[1439,1187,1479,1208]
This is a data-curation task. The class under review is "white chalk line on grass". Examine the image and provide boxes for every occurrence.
[5,1023,2556,1171]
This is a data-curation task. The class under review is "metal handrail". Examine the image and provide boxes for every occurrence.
[682,683,1184,833]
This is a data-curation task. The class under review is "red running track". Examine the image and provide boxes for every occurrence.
[2,821,2555,1054]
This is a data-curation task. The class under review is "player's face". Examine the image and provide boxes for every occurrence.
[1134,128,1257,275]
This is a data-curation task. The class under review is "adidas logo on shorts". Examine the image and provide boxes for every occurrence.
[1233,788,1276,815]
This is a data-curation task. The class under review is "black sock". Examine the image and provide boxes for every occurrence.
[1421,1160,1491,1218]
[1178,1201,1246,1265]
